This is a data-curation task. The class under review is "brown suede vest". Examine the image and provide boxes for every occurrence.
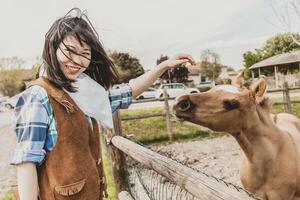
[32,77,106,200]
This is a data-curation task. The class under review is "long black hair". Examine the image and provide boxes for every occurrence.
[42,8,119,92]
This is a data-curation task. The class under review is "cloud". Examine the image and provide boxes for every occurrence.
[0,0,278,70]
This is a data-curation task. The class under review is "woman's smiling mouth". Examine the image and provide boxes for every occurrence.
[66,64,81,74]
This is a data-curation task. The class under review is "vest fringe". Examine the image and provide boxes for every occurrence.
[54,179,86,196]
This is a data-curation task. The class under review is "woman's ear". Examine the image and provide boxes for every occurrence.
[250,78,267,104]
[232,71,244,88]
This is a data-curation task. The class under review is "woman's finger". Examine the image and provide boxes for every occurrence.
[169,59,190,68]
[175,54,195,65]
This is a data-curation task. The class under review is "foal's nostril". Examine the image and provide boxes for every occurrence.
[177,100,191,112]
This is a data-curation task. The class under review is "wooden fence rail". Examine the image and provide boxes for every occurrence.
[111,136,259,200]
[266,86,300,93]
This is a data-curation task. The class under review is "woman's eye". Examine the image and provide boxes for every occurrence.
[64,49,72,54]
[83,52,91,56]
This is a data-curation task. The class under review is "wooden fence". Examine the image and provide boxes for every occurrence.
[112,135,260,200]
[267,83,300,113]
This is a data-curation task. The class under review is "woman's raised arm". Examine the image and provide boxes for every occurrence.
[128,54,195,98]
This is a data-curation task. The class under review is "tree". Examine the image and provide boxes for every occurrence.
[200,50,221,82]
[242,33,300,79]
[271,0,300,46]
[227,67,235,72]
[156,54,189,83]
[171,65,189,83]
[263,33,300,57]
[0,69,24,96]
[0,56,34,96]
[0,56,25,69]
[156,55,171,82]
[109,51,144,83]
[32,56,42,78]
[243,50,264,79]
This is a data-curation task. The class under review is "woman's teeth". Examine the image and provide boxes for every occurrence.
[66,65,80,72]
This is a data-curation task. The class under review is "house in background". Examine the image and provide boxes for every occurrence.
[216,66,239,84]
[187,62,212,85]
[249,50,300,88]
[187,62,237,86]
[187,63,201,85]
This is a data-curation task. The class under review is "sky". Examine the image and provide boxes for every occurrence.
[0,0,299,70]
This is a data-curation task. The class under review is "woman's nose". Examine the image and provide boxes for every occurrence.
[71,54,82,65]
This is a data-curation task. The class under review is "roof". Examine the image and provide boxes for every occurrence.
[249,50,300,69]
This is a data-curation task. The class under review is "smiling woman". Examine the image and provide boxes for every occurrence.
[10,7,195,200]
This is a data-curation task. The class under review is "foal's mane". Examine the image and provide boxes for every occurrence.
[259,97,273,112]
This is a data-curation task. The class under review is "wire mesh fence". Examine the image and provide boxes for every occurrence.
[126,157,199,200]
[118,140,263,200]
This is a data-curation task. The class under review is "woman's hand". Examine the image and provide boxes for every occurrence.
[104,129,113,145]
[128,53,195,98]
[158,54,196,70]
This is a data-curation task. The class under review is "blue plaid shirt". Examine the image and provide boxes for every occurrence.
[10,83,132,165]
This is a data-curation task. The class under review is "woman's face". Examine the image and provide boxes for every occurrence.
[56,35,91,80]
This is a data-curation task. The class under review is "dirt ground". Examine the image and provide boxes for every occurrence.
[151,134,243,187]
[0,123,243,199]
[0,124,17,199]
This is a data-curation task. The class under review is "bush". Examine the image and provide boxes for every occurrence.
[0,70,24,96]
[197,86,211,92]
[0,69,34,96]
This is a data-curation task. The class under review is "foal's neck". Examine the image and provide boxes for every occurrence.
[234,106,283,164]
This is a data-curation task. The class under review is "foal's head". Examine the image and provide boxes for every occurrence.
[173,72,269,134]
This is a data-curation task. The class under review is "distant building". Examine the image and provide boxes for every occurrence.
[249,50,300,88]
[187,62,236,86]
[187,62,212,85]
[216,66,238,84]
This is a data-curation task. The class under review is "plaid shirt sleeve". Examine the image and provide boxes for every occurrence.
[109,83,133,113]
[10,85,49,165]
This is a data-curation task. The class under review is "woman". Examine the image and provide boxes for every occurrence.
[11,8,195,200]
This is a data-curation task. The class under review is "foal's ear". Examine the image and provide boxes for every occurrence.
[250,78,267,104]
[232,71,244,88]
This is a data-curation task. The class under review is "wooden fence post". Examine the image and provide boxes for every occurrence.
[163,87,173,141]
[109,110,127,193]
[283,82,292,113]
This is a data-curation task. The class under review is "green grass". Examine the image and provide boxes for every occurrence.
[120,108,222,145]
[100,132,117,200]
[271,96,300,118]
[272,103,300,118]
[1,191,13,200]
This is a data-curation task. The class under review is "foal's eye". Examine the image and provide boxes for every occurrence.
[223,100,240,110]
